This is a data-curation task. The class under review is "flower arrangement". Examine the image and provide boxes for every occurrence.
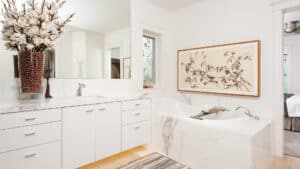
[1,0,74,96]
[1,0,74,52]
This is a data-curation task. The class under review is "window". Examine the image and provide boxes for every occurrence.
[143,35,156,88]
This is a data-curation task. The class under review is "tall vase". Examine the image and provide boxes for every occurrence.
[18,51,45,99]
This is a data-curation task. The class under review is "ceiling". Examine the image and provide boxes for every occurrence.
[147,0,202,11]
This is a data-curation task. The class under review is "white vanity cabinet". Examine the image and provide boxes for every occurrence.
[0,109,62,169]
[95,103,122,160]
[62,105,96,169]
[62,102,122,169]
[0,98,151,169]
[122,99,151,150]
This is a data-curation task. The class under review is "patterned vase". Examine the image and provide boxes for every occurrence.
[19,51,45,94]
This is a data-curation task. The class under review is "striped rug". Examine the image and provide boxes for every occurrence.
[117,153,190,169]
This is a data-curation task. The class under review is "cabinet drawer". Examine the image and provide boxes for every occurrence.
[0,122,61,153]
[123,110,150,125]
[122,122,151,150]
[95,102,121,113]
[0,141,61,169]
[122,99,151,111]
[0,109,61,130]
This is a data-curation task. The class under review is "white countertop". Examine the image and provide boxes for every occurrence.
[0,96,150,114]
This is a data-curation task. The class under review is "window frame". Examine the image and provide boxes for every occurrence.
[143,34,157,88]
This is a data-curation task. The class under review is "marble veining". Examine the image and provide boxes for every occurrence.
[0,96,150,114]
[155,100,272,169]
[162,116,178,155]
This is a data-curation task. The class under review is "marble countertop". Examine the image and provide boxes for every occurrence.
[0,96,151,114]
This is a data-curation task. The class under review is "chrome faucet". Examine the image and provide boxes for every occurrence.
[77,83,86,96]
[235,106,260,120]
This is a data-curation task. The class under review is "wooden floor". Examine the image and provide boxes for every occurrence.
[78,146,151,169]
[269,155,300,169]
[79,146,300,169]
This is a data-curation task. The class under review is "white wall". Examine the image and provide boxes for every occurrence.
[104,28,131,79]
[166,0,278,154]
[104,28,131,59]
[284,34,300,94]
[0,0,283,155]
[131,0,281,155]
[86,31,104,79]
[0,35,17,79]
[131,0,173,90]
[168,0,274,115]
[55,26,104,79]
[0,2,144,101]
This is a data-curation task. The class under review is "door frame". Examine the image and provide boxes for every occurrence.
[271,0,300,156]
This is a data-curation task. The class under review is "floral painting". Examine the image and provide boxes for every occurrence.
[177,41,260,97]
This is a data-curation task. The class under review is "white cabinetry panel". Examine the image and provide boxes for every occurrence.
[0,142,61,169]
[62,105,95,169]
[95,102,122,160]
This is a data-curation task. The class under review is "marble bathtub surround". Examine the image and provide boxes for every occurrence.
[162,116,178,155]
[155,100,272,169]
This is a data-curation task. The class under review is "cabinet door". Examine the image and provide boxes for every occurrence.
[95,102,121,160]
[0,142,61,169]
[62,106,95,169]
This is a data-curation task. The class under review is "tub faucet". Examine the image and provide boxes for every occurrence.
[77,83,86,96]
[235,106,260,120]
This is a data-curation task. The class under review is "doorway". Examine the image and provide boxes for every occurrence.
[110,47,121,79]
[282,9,300,158]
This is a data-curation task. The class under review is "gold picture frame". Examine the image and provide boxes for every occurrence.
[177,40,260,97]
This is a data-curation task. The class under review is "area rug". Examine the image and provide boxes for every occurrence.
[117,153,190,169]
[284,130,300,158]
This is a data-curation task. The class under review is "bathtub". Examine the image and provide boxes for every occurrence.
[153,100,272,169]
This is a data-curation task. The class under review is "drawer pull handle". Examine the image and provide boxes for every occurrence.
[24,153,36,158]
[135,126,141,130]
[24,132,36,137]
[24,117,36,122]
[86,110,94,113]
[98,108,106,111]
[135,113,141,116]
[135,104,141,106]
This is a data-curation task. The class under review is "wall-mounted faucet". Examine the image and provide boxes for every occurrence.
[235,106,260,120]
[77,83,86,97]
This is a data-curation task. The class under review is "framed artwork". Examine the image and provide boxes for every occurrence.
[123,57,131,79]
[177,40,260,97]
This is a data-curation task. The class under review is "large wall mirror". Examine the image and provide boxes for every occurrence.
[0,0,131,80]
